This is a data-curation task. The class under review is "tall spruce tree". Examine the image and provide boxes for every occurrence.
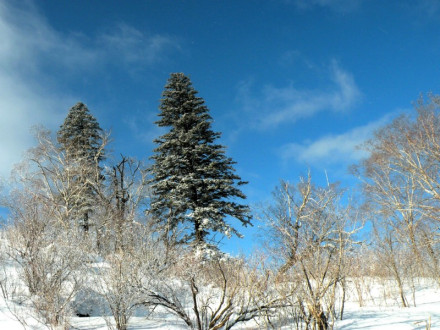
[57,102,105,232]
[149,73,251,247]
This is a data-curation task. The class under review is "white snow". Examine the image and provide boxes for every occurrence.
[335,279,440,329]
[0,275,439,329]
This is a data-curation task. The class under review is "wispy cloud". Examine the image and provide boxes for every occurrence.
[0,0,180,178]
[402,0,440,21]
[0,1,98,73]
[98,23,180,66]
[238,61,361,130]
[124,111,166,147]
[278,50,317,69]
[280,114,394,167]
[291,0,363,13]
[0,1,179,72]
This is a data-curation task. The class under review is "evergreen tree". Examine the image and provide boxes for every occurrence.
[57,102,105,231]
[149,73,251,247]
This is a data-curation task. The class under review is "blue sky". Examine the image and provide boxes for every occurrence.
[1,0,440,253]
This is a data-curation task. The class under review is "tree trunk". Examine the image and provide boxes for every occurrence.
[83,212,89,232]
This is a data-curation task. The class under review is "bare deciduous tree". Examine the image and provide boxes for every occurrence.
[4,190,88,328]
[353,95,440,285]
[0,127,108,328]
[94,156,149,255]
[261,174,362,329]
[140,251,286,330]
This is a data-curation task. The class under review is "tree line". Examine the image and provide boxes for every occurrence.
[1,73,440,329]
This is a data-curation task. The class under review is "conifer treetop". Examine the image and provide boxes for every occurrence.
[57,102,104,163]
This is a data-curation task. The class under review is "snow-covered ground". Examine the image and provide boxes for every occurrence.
[0,276,438,329]
[336,279,440,329]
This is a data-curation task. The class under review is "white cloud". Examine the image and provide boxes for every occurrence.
[0,1,179,72]
[0,77,74,177]
[239,61,361,130]
[0,0,180,178]
[0,1,77,178]
[280,114,394,167]
[0,1,98,73]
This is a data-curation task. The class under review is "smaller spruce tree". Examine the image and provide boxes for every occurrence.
[57,102,105,231]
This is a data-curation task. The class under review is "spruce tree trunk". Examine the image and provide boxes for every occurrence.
[194,219,203,245]
[83,212,89,232]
